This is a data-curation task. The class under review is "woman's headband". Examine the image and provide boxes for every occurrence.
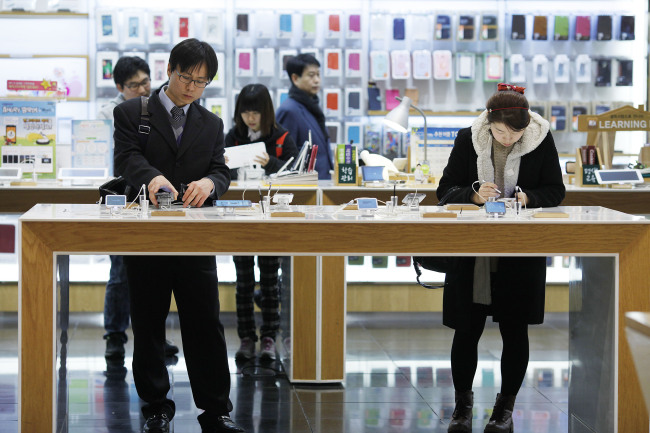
[488,83,528,112]
[497,83,526,94]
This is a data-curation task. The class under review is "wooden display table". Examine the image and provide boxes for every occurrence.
[19,204,650,432]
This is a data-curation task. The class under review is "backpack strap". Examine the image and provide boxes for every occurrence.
[138,96,150,148]
[275,131,288,157]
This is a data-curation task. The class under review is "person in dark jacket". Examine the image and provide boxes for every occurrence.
[225,83,298,362]
[276,53,333,179]
[436,84,565,433]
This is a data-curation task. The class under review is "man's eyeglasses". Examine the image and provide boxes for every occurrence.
[176,71,210,88]
[124,77,151,89]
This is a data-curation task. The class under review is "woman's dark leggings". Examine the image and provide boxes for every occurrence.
[450,304,530,396]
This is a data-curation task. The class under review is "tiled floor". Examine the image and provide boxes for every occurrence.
[0,312,571,433]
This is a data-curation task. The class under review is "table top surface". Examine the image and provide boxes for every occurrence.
[20,203,647,224]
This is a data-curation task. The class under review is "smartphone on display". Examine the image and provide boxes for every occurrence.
[485,201,506,215]
[5,125,16,145]
[213,200,252,207]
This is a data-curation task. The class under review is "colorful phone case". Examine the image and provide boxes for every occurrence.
[393,18,405,40]
[511,14,526,40]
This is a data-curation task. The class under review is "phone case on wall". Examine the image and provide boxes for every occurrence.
[575,54,592,83]
[278,13,292,38]
[236,13,249,36]
[456,52,475,81]
[256,48,275,77]
[367,86,381,111]
[345,88,362,116]
[484,53,503,81]
[554,15,569,40]
[235,49,253,77]
[511,14,526,40]
[385,89,400,110]
[571,105,588,131]
[554,54,570,83]
[345,122,363,147]
[550,104,567,131]
[616,60,633,86]
[390,50,411,79]
[393,17,405,40]
[256,12,274,39]
[595,59,611,87]
[328,14,341,37]
[532,55,549,84]
[436,14,451,40]
[619,15,635,40]
[457,15,475,40]
[370,50,389,80]
[532,15,547,40]
[370,14,386,40]
[345,49,362,77]
[596,15,612,40]
[481,14,498,40]
[433,50,452,80]
[324,89,341,117]
[348,14,362,38]
[325,49,342,77]
[509,54,525,82]
[412,15,429,41]
[575,15,591,41]
[302,13,317,39]
[412,50,432,79]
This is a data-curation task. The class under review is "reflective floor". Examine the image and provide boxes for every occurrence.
[0,312,571,433]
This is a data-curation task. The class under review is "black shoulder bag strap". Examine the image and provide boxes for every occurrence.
[138,96,150,148]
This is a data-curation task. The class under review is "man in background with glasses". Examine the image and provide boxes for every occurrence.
[114,39,243,433]
[98,56,179,366]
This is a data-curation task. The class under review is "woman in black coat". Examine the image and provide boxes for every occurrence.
[436,84,565,433]
[224,84,298,363]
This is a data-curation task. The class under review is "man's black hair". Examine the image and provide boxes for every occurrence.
[285,53,320,81]
[113,56,150,87]
[169,38,218,81]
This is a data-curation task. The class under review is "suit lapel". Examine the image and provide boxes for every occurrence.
[177,103,202,159]
[148,93,178,153]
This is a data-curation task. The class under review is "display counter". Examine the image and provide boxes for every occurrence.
[19,203,650,432]
[3,181,650,213]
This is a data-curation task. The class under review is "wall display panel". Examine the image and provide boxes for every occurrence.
[483,53,503,82]
[616,59,633,86]
[147,12,171,45]
[324,49,342,77]
[554,55,570,84]
[532,54,549,84]
[327,12,342,39]
[172,11,194,45]
[255,11,274,39]
[390,50,410,79]
[96,10,118,44]
[324,88,342,118]
[345,49,362,78]
[256,48,275,77]
[435,14,452,40]
[235,12,249,38]
[96,51,119,88]
[301,12,317,39]
[345,87,362,116]
[277,12,293,39]
[347,13,362,39]
[456,52,475,81]
[326,121,341,144]
[412,50,432,80]
[235,48,253,77]
[124,10,146,46]
[575,54,591,83]
[213,52,225,89]
[202,13,224,46]
[370,50,389,81]
[148,52,170,88]
[481,13,498,40]
[433,50,452,80]
[278,49,298,79]
[370,14,386,40]
[509,53,525,82]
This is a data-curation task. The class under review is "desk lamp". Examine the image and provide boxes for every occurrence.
[383,96,429,172]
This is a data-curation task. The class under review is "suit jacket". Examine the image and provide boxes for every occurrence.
[276,97,333,180]
[113,90,230,204]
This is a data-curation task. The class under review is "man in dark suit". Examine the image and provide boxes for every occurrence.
[113,39,244,433]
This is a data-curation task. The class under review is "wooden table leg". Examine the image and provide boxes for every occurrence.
[21,223,55,433]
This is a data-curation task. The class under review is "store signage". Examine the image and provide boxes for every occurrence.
[578,105,650,131]
[7,80,58,92]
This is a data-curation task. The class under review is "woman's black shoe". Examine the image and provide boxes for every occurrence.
[448,390,473,432]
[484,393,516,433]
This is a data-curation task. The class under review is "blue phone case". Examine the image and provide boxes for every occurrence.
[393,18,405,40]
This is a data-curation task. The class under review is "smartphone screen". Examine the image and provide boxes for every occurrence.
[485,201,506,215]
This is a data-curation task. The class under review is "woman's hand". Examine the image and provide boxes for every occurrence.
[472,181,501,204]
[254,152,270,167]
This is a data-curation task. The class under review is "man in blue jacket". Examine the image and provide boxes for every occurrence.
[276,54,333,180]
